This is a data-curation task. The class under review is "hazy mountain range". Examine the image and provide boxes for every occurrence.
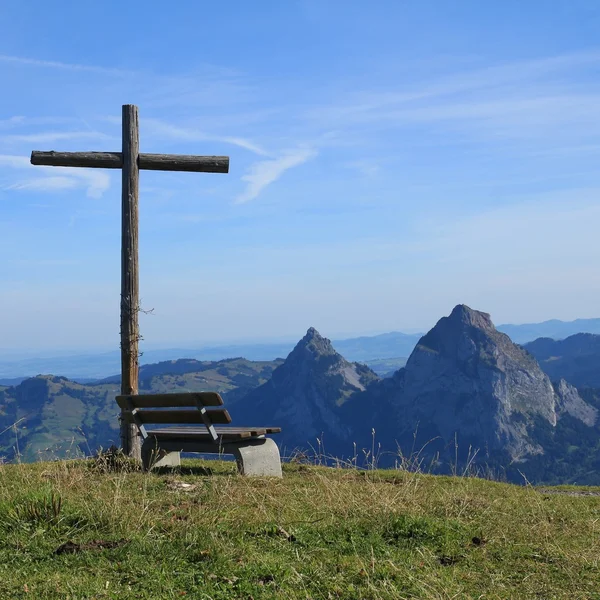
[1,317,599,382]
[2,306,600,485]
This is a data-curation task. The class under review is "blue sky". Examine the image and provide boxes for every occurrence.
[1,0,600,353]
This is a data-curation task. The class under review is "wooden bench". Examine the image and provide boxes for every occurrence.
[116,392,282,477]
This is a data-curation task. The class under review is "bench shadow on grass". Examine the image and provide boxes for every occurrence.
[152,456,239,477]
[153,465,215,477]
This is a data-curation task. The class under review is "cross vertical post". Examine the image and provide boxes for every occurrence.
[30,104,229,463]
[120,105,141,459]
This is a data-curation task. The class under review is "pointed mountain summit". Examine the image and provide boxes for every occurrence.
[285,327,340,363]
[368,304,598,466]
[414,304,530,367]
[229,328,378,453]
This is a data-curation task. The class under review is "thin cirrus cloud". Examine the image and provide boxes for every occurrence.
[0,53,131,77]
[308,51,600,120]
[142,119,317,203]
[304,50,600,146]
[7,176,79,193]
[0,154,110,199]
[142,118,271,156]
[1,130,113,145]
[235,147,317,204]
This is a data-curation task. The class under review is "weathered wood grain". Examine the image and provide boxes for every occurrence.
[31,150,229,173]
[122,408,232,425]
[116,392,224,409]
[139,153,229,173]
[120,105,141,461]
[145,427,282,441]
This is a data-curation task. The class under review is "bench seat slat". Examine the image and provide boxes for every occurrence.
[123,408,231,425]
[116,392,223,409]
[158,427,282,434]
[146,426,281,441]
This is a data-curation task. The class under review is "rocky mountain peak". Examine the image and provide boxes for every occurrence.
[394,305,597,463]
[289,327,337,361]
[271,326,374,396]
[230,327,378,450]
[448,304,494,330]
[413,304,536,371]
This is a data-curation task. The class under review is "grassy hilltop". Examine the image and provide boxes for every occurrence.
[0,459,599,599]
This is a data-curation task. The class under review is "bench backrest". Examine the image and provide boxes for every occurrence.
[116,392,231,442]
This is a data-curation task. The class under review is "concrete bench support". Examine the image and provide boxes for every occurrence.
[141,436,282,477]
[231,438,282,477]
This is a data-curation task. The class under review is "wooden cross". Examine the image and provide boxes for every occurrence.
[31,104,229,459]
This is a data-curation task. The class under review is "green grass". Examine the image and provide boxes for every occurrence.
[0,460,599,599]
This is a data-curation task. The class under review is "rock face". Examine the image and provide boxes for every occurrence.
[554,378,598,426]
[368,305,598,464]
[230,328,378,454]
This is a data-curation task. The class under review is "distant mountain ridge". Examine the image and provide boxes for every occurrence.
[0,334,421,381]
[4,307,600,485]
[3,316,599,380]
[524,333,600,389]
[498,318,600,344]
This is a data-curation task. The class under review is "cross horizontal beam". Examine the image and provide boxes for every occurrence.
[30,150,229,173]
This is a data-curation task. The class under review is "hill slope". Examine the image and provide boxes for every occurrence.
[523,333,600,388]
[0,358,281,461]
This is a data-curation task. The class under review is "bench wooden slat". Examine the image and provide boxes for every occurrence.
[147,429,252,440]
[160,426,282,434]
[122,408,231,425]
[145,426,281,441]
[116,392,224,409]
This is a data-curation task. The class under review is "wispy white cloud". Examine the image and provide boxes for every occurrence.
[0,116,26,129]
[235,147,317,204]
[143,119,271,156]
[0,155,30,168]
[359,95,600,134]
[6,176,79,193]
[1,130,112,144]
[0,154,110,199]
[308,51,600,121]
[141,72,255,110]
[304,50,600,149]
[0,54,131,77]
[345,159,381,178]
[10,258,82,267]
